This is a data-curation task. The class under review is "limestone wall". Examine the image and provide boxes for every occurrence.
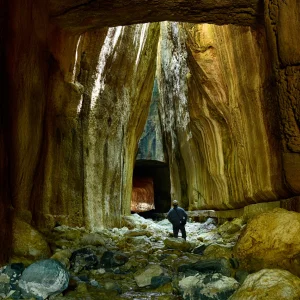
[158,23,290,210]
[34,24,160,230]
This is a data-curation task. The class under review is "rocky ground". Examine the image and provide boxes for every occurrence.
[1,208,300,299]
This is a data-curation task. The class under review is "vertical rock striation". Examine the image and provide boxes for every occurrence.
[186,24,285,209]
[158,22,288,210]
[36,24,160,230]
[81,24,160,229]
[157,22,191,209]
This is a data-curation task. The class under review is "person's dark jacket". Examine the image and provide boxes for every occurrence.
[167,206,188,227]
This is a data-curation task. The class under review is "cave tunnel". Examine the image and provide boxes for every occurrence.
[131,160,171,217]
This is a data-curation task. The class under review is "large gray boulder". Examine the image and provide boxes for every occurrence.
[19,259,69,299]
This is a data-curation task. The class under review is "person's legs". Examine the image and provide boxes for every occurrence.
[180,225,186,240]
[173,225,179,238]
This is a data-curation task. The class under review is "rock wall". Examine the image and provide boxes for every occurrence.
[0,0,50,263]
[157,22,191,209]
[264,0,300,193]
[158,22,290,210]
[80,24,160,229]
[33,24,160,230]
[0,0,12,264]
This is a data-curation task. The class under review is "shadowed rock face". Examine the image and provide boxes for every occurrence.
[0,0,300,263]
[131,177,155,213]
[49,0,264,32]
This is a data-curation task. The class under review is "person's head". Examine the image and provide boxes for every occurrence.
[172,200,178,207]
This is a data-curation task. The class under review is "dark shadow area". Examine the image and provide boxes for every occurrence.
[132,160,171,216]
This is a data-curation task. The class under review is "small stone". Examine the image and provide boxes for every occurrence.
[178,258,232,277]
[164,238,192,252]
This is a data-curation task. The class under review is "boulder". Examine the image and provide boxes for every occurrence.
[164,237,192,252]
[179,273,239,300]
[178,258,232,277]
[11,218,51,264]
[229,269,300,300]
[70,248,99,273]
[100,251,129,269]
[217,219,243,244]
[19,259,69,299]
[218,220,241,236]
[134,264,164,287]
[80,233,107,246]
[203,244,233,259]
[51,249,72,268]
[124,229,152,237]
[234,208,300,275]
[150,275,172,289]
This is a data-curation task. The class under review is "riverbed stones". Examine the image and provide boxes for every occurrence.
[229,269,300,300]
[99,251,128,269]
[70,248,99,273]
[19,259,69,299]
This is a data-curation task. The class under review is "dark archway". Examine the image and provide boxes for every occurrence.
[132,160,171,215]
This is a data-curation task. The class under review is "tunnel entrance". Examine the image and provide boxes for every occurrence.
[131,160,171,216]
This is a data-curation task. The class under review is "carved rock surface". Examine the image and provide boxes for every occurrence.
[158,22,286,210]
[49,0,263,32]
[36,23,160,230]
[234,208,300,276]
[131,177,155,213]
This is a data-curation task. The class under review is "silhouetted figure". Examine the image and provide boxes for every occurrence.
[167,200,188,240]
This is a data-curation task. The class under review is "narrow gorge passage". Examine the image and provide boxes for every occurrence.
[1,0,300,299]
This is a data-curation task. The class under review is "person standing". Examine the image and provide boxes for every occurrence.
[167,200,188,240]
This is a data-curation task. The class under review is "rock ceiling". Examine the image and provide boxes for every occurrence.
[49,0,264,32]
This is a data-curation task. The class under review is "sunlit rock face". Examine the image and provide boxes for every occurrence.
[185,23,287,209]
[158,22,288,210]
[34,24,160,230]
[234,208,300,276]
